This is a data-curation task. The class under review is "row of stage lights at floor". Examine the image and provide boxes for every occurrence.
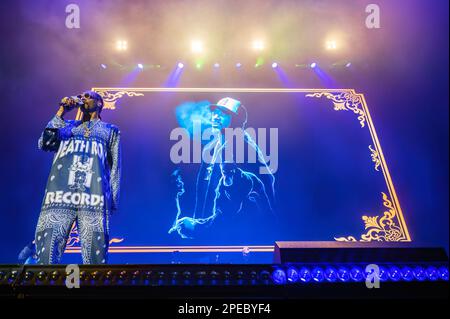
[99,61,352,70]
[1,264,448,286]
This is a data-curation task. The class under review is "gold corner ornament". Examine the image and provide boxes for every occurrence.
[306,91,366,128]
[335,192,407,242]
[95,90,145,110]
[369,145,381,171]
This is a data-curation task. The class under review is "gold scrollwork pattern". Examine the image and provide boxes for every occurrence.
[95,90,145,110]
[335,192,406,242]
[306,91,366,127]
[369,145,381,171]
[66,223,124,247]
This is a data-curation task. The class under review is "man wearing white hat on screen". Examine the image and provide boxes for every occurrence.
[169,97,276,240]
[194,97,248,219]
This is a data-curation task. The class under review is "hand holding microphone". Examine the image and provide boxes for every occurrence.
[60,96,84,109]
[57,95,84,117]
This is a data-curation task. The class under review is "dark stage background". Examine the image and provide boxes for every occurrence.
[0,0,448,263]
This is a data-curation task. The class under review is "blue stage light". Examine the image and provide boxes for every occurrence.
[137,63,144,69]
[401,267,414,281]
[426,266,439,281]
[286,267,299,283]
[324,267,338,282]
[438,266,449,281]
[311,267,324,282]
[345,62,352,68]
[271,62,278,68]
[413,266,427,281]
[299,267,312,283]
[259,270,271,281]
[337,267,350,282]
[310,62,317,68]
[350,266,364,282]
[378,266,389,281]
[272,269,286,285]
[388,266,402,281]
[100,64,107,69]
[236,63,242,68]
[213,63,220,68]
[178,62,184,69]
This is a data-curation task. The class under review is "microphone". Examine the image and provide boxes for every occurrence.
[59,96,85,108]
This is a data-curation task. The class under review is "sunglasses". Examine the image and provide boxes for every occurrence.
[77,92,94,99]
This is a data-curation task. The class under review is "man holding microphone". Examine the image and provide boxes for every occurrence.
[33,91,121,264]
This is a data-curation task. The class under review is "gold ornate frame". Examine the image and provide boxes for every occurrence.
[67,88,411,255]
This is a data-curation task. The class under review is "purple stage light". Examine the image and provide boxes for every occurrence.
[271,62,278,68]
[310,62,317,68]
[177,62,184,69]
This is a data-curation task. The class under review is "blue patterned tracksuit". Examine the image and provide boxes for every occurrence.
[35,115,121,264]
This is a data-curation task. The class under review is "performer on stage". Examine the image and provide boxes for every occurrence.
[34,91,121,264]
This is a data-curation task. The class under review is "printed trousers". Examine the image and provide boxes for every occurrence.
[35,207,109,264]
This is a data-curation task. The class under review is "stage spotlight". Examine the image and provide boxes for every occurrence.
[177,62,184,69]
[345,62,352,68]
[259,270,271,280]
[252,40,265,51]
[324,267,338,282]
[299,267,312,283]
[191,40,204,54]
[271,62,278,68]
[378,266,389,281]
[426,266,439,281]
[325,40,337,50]
[438,267,449,280]
[24,271,34,281]
[337,267,350,282]
[413,266,426,281]
[401,267,414,281]
[213,63,220,68]
[8,270,19,283]
[236,62,242,68]
[50,270,60,281]
[116,40,128,51]
[388,266,402,281]
[286,267,299,283]
[438,266,449,281]
[310,62,317,68]
[100,64,107,69]
[271,269,286,285]
[37,271,47,282]
[350,267,364,282]
[137,63,144,69]
[311,267,325,282]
